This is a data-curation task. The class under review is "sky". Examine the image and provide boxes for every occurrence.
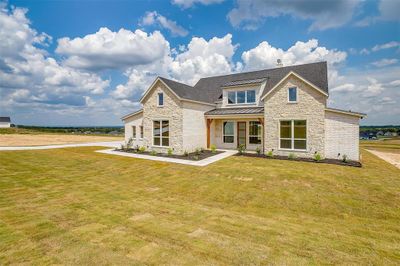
[0,0,399,126]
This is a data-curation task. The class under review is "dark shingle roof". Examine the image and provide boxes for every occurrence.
[0,117,10,122]
[222,78,267,87]
[205,107,264,116]
[158,62,328,104]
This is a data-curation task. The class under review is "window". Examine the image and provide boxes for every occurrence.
[158,92,164,106]
[140,126,143,139]
[153,120,169,146]
[227,90,256,104]
[249,121,262,144]
[279,120,306,150]
[288,87,297,102]
[223,122,234,143]
[132,126,136,139]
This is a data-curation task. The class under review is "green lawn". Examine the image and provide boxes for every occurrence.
[0,147,399,264]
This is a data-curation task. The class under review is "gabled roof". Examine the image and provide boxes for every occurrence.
[0,117,11,122]
[121,109,143,120]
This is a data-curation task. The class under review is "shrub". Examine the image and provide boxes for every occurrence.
[126,138,133,149]
[342,154,348,163]
[184,150,189,157]
[119,144,126,151]
[288,153,296,160]
[255,146,261,155]
[193,155,199,160]
[167,148,173,156]
[314,152,322,162]
[195,148,201,155]
[266,150,273,157]
[200,147,205,153]
[138,146,146,153]
[150,150,157,156]
[237,144,246,155]
[210,144,217,153]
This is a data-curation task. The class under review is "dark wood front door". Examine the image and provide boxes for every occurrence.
[237,122,246,148]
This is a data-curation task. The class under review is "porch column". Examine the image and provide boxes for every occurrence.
[206,118,213,148]
[258,118,265,154]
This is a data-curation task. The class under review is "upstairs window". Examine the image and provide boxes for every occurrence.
[227,90,256,104]
[158,92,164,106]
[288,87,297,102]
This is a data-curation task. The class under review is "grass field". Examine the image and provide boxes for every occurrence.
[0,146,399,264]
[0,128,122,146]
[361,138,400,154]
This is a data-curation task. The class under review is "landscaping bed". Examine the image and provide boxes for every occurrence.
[115,148,224,161]
[236,152,362,167]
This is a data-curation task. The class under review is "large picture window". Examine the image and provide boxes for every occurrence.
[249,121,262,144]
[153,120,169,146]
[223,122,234,143]
[227,90,256,104]
[280,120,306,150]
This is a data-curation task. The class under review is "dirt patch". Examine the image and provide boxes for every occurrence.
[366,150,400,169]
[0,134,122,146]
[188,228,209,237]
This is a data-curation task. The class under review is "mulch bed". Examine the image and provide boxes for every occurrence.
[115,148,223,161]
[236,153,362,167]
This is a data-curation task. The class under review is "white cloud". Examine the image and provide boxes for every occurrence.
[227,0,361,31]
[371,58,398,67]
[241,39,347,71]
[379,0,400,21]
[331,83,358,92]
[56,28,170,70]
[372,41,400,52]
[171,0,224,9]
[140,11,188,37]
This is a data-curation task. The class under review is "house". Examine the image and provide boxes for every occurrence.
[0,117,11,128]
[122,62,366,161]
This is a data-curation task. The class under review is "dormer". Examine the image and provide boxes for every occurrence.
[221,78,266,108]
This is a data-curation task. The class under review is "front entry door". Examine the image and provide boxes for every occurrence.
[237,122,246,148]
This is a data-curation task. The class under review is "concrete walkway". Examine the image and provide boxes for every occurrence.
[366,149,400,169]
[0,141,123,151]
[96,149,237,166]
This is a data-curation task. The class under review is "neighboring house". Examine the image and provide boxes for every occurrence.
[0,117,11,128]
[122,62,366,161]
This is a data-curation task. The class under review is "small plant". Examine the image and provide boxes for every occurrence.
[183,150,189,157]
[288,153,296,160]
[200,147,205,153]
[210,144,217,153]
[314,152,322,162]
[342,154,348,163]
[167,148,173,156]
[119,144,126,151]
[126,137,133,149]
[195,148,201,155]
[255,146,261,155]
[237,144,246,155]
[266,149,274,157]
[150,150,157,156]
[138,146,146,153]
[193,155,199,160]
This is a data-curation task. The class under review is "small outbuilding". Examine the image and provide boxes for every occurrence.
[0,117,11,128]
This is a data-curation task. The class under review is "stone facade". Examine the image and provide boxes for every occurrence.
[325,110,360,161]
[263,75,327,158]
[142,81,184,154]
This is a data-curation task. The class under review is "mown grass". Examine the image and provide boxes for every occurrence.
[361,138,400,153]
[0,146,399,264]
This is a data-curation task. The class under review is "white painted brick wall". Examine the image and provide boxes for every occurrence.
[124,114,144,147]
[325,111,360,161]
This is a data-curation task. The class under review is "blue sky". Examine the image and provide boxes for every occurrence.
[0,0,399,126]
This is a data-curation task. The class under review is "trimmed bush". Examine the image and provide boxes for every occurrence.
[255,147,261,155]
[266,150,273,157]
[210,144,217,153]
[167,148,173,156]
[288,153,296,160]
[237,144,246,155]
[314,152,322,162]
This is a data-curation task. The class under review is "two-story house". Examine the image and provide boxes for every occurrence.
[122,62,365,161]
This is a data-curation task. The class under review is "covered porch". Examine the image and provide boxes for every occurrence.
[205,107,264,152]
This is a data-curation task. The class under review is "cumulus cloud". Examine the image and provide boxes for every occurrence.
[171,0,224,9]
[0,4,109,115]
[140,11,188,37]
[372,41,400,52]
[371,58,398,67]
[227,0,361,31]
[56,28,170,71]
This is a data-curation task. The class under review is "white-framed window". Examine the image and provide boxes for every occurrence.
[132,126,136,139]
[157,92,164,106]
[279,120,306,150]
[227,90,256,104]
[288,87,297,103]
[223,121,234,143]
[153,120,169,146]
[140,126,143,139]
[249,121,262,144]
